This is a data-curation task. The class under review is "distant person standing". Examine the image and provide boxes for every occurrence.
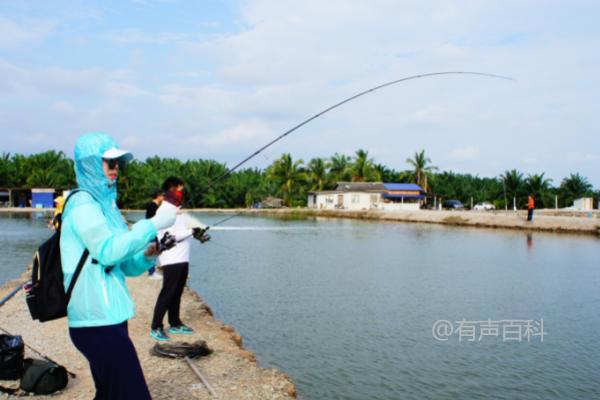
[527,195,535,222]
[150,176,210,341]
[146,189,165,279]
[48,195,65,230]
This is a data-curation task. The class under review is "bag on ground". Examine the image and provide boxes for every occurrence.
[19,358,68,395]
[0,334,24,380]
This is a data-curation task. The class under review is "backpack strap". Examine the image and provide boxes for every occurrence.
[65,249,89,305]
[0,386,18,395]
[60,189,88,224]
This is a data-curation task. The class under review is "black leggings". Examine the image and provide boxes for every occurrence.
[151,262,189,330]
[69,322,151,400]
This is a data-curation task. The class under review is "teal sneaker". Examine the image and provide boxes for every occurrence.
[150,328,170,341]
[169,324,194,334]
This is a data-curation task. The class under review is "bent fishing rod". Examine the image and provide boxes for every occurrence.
[0,284,23,308]
[204,71,512,227]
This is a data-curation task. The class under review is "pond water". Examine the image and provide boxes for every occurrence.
[2,212,600,400]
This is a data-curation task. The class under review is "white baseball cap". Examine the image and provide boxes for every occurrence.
[102,147,133,161]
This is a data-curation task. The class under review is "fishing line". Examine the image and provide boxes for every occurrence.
[0,284,77,377]
[206,240,247,257]
[0,325,77,378]
[209,213,242,228]
[211,71,512,182]
[187,72,512,234]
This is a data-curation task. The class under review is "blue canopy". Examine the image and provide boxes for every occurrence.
[383,183,423,191]
[382,193,425,199]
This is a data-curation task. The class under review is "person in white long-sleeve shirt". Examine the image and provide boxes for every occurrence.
[150,176,209,341]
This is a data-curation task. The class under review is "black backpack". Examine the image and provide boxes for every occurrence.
[25,189,91,322]
[0,334,24,380]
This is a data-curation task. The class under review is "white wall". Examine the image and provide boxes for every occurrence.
[314,192,380,210]
[312,192,423,211]
[343,192,380,210]
[573,197,594,211]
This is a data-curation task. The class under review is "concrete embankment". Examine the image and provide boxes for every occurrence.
[187,208,600,236]
[0,275,296,399]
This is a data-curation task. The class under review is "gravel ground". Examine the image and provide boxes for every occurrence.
[0,275,296,399]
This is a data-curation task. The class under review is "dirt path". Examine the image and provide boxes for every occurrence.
[0,276,296,399]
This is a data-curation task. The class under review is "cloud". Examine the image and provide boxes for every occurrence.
[121,136,141,147]
[0,17,55,48]
[451,146,481,161]
[565,152,600,163]
[51,100,75,114]
[131,0,178,5]
[102,29,200,45]
[160,85,236,112]
[0,59,147,99]
[1,0,600,186]
[185,119,274,150]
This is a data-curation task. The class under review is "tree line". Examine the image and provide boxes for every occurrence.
[0,150,597,209]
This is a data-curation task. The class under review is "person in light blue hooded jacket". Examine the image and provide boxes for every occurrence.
[61,132,176,400]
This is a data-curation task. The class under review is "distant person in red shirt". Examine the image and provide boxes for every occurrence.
[527,195,535,222]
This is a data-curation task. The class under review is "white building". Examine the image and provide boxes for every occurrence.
[572,197,594,211]
[307,182,425,211]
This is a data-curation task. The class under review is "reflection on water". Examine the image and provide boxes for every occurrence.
[0,212,54,283]
[2,212,600,400]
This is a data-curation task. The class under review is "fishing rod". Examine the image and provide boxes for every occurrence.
[209,213,241,228]
[0,326,77,378]
[185,71,512,235]
[211,71,512,183]
[187,70,512,205]
[0,284,23,308]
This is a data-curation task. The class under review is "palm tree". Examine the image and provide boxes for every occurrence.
[524,173,552,208]
[308,157,329,191]
[0,152,14,187]
[329,153,351,182]
[267,153,307,206]
[26,151,75,188]
[499,169,524,210]
[559,173,593,207]
[351,149,375,182]
[406,150,437,192]
[396,170,414,183]
[373,163,393,182]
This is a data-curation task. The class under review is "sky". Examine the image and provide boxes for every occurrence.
[0,0,599,186]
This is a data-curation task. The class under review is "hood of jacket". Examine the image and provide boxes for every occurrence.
[74,132,128,232]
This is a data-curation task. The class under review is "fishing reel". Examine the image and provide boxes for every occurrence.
[157,232,177,252]
[192,227,211,243]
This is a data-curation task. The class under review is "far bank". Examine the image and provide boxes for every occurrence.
[184,208,600,236]
[2,207,599,236]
